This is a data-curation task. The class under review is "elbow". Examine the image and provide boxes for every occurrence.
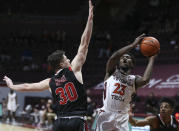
[81,34,91,46]
[130,120,137,126]
[142,78,150,85]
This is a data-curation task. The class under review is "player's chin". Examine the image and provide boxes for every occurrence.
[160,112,167,116]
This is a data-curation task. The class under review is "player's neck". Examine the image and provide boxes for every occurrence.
[120,68,130,75]
[160,114,172,126]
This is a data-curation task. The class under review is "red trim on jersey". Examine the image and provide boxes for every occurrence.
[85,121,88,131]
[68,67,72,71]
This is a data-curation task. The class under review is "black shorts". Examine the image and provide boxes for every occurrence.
[53,117,88,131]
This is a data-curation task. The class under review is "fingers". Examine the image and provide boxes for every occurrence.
[3,76,11,84]
[88,0,94,20]
[3,76,7,81]
[136,33,146,40]
[139,33,146,38]
[89,0,94,11]
[89,0,93,8]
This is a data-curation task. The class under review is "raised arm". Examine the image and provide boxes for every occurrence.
[3,76,50,92]
[71,0,93,72]
[105,34,145,78]
[135,55,157,89]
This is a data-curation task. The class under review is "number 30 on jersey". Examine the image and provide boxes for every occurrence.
[55,82,78,105]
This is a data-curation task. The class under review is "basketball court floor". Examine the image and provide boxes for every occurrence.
[0,122,36,131]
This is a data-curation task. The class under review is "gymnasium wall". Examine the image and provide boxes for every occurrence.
[0,86,52,115]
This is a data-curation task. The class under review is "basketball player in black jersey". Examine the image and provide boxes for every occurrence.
[129,97,179,131]
[3,1,93,131]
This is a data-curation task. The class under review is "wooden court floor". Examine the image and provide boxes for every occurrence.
[0,122,36,131]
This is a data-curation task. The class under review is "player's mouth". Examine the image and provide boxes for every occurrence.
[160,111,166,115]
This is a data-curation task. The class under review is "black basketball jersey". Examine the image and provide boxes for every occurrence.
[153,114,178,131]
[49,67,87,117]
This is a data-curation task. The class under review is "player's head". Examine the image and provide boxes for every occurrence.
[159,97,175,117]
[47,50,71,72]
[117,52,135,73]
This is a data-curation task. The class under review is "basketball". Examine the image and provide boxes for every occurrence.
[140,36,160,57]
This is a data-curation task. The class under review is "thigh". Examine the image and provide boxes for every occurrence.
[53,118,87,131]
[115,114,129,131]
[96,111,116,131]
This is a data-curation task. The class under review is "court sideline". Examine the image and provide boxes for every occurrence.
[0,122,36,131]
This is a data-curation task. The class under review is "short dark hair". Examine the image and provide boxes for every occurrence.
[159,97,175,108]
[47,50,65,71]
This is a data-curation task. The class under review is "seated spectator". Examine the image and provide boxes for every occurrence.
[42,99,56,129]
[31,104,40,126]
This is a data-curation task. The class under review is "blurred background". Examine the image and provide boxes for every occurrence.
[0,0,179,130]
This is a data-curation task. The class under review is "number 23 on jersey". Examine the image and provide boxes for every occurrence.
[113,83,127,96]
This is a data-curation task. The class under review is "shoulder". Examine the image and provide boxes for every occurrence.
[128,75,136,80]
[134,75,142,80]
[105,73,115,82]
[105,70,118,81]
[104,73,111,81]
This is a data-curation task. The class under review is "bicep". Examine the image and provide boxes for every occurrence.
[135,75,147,89]
[106,56,117,75]
[72,51,87,72]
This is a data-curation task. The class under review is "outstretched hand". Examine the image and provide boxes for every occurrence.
[3,76,13,88]
[88,0,94,20]
[132,33,146,47]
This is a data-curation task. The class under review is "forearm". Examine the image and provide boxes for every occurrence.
[142,57,155,83]
[9,83,43,92]
[80,17,93,49]
[80,0,93,50]
[129,117,149,127]
[76,19,92,65]
[111,43,135,59]
[9,83,32,92]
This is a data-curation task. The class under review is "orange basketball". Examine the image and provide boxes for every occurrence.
[140,36,160,57]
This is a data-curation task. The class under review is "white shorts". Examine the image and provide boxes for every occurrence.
[95,109,129,131]
[7,102,17,112]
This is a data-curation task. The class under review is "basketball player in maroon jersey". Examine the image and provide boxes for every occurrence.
[129,97,179,131]
[3,1,93,131]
